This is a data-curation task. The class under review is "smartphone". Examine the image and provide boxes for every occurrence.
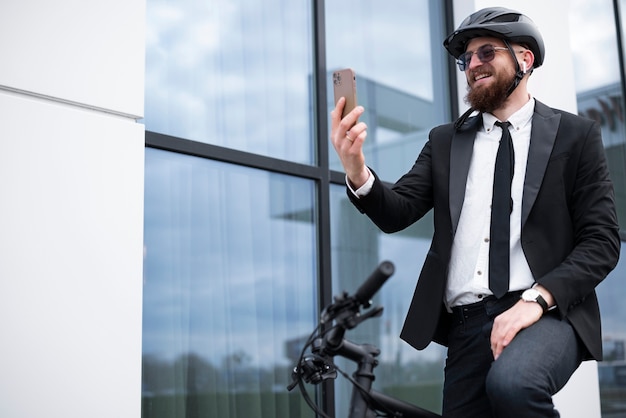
[332,68,358,119]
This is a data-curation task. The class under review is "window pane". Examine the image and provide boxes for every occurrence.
[144,0,314,164]
[142,148,317,418]
[329,184,443,416]
[569,1,626,415]
[326,1,448,414]
[325,0,450,181]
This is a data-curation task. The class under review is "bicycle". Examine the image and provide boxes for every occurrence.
[287,261,441,418]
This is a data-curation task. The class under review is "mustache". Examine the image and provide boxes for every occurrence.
[464,69,515,113]
[467,64,495,85]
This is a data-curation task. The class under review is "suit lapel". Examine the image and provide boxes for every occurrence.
[449,102,559,233]
[449,115,481,234]
[521,100,560,226]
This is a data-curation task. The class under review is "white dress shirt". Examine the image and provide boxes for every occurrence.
[446,98,536,308]
[348,98,537,309]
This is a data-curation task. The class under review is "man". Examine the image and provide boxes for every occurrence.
[330,7,620,418]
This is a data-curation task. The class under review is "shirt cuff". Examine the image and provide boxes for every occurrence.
[347,167,374,198]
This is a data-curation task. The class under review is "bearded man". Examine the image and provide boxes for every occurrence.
[330,7,620,418]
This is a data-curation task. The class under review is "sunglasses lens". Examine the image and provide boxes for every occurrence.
[457,45,498,71]
[477,45,496,63]
[457,52,472,71]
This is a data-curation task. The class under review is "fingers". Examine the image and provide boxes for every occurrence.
[490,301,543,360]
[346,122,368,143]
[330,97,366,148]
[329,98,369,185]
[490,318,517,360]
[490,308,522,360]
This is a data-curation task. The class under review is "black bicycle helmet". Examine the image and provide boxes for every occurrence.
[447,8,546,129]
[444,7,545,68]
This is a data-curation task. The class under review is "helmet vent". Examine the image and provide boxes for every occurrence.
[490,13,520,23]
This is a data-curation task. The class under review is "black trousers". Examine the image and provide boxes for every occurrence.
[442,292,584,418]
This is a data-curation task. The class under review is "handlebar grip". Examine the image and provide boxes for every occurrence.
[353,261,394,307]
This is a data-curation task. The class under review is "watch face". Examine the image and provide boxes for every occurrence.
[522,288,540,301]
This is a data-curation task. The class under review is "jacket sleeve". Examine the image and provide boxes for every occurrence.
[347,140,435,234]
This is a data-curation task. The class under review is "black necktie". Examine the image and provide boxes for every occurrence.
[490,121,514,298]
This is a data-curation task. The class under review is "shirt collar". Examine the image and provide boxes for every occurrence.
[482,96,535,132]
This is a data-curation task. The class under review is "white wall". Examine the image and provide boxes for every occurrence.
[451,1,601,417]
[0,1,145,417]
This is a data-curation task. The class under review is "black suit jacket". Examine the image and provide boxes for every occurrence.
[349,100,620,360]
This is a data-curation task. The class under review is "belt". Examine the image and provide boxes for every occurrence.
[450,290,524,325]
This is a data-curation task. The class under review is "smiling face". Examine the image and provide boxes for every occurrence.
[463,37,518,113]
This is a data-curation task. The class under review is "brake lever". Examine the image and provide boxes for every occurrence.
[287,355,337,391]
[358,305,384,323]
[320,291,356,324]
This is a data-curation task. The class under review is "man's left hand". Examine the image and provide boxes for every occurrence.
[490,300,543,360]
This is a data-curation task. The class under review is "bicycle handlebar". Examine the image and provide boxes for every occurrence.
[321,261,394,327]
[353,260,394,308]
[288,261,441,417]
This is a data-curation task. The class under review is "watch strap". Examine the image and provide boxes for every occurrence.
[534,293,548,313]
[521,289,549,313]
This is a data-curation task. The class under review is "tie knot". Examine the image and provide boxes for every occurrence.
[495,121,511,130]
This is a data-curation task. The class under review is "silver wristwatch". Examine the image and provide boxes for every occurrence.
[521,288,548,313]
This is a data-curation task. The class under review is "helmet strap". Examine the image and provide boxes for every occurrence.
[454,106,476,130]
[504,39,525,97]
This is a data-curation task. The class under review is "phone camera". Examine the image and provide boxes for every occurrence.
[333,72,341,86]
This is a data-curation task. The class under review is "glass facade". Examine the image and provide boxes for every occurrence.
[324,1,450,415]
[142,149,317,417]
[569,1,626,415]
[325,0,451,181]
[143,1,626,417]
[329,185,444,415]
[144,0,315,164]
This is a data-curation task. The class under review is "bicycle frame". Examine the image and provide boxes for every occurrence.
[332,334,440,418]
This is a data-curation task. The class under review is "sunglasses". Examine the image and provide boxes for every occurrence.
[456,44,509,71]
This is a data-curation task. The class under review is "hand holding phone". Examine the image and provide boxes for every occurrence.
[332,68,358,119]
[329,68,368,188]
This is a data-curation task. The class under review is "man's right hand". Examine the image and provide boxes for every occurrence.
[330,97,370,189]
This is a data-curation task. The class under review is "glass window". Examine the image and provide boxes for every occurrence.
[325,1,449,415]
[144,0,315,164]
[142,148,317,418]
[325,0,451,182]
[329,185,444,416]
[569,1,626,415]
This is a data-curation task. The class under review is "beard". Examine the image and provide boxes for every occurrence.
[464,67,516,113]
